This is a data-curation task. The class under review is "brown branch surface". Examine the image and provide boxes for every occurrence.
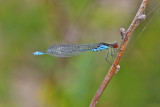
[89,0,149,107]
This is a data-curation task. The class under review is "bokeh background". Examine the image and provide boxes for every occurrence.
[0,0,160,107]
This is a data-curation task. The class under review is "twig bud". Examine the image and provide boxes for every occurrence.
[120,28,126,40]
[136,14,147,25]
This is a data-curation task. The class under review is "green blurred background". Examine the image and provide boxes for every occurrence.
[0,0,160,107]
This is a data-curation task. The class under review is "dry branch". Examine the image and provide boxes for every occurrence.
[89,0,149,107]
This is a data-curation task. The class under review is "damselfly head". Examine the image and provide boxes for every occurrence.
[112,42,118,48]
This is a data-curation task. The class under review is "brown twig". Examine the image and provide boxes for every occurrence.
[89,0,149,107]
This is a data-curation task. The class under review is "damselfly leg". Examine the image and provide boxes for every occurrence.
[105,48,118,65]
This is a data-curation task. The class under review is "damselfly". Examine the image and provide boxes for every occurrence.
[33,42,118,60]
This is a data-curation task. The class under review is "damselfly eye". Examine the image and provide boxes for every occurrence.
[112,42,118,48]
